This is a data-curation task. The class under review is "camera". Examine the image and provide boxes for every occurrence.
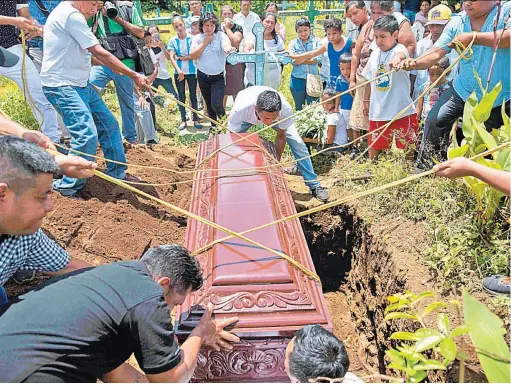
[104,1,118,19]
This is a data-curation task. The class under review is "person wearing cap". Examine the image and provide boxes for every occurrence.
[186,0,203,34]
[410,4,459,100]
[391,0,511,167]
[0,1,62,144]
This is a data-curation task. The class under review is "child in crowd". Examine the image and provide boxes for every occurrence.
[244,12,284,89]
[335,53,355,157]
[168,15,201,130]
[416,57,450,124]
[415,0,431,25]
[133,31,159,145]
[147,25,178,104]
[362,15,418,160]
[322,88,345,151]
[289,18,321,111]
[189,16,201,36]
[290,18,352,89]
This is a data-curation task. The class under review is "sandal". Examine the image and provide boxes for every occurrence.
[193,121,203,129]
[178,122,187,131]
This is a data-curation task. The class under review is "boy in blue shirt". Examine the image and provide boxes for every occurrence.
[335,53,357,158]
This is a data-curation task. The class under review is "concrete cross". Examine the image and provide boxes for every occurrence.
[226,22,292,86]
[279,0,345,24]
[134,0,215,26]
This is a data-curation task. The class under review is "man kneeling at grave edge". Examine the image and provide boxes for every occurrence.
[0,244,239,383]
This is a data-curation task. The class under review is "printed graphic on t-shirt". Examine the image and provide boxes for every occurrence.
[375,63,390,92]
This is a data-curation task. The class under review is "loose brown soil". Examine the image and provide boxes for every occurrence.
[4,144,494,382]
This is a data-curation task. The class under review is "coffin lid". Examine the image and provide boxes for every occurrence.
[175,134,331,338]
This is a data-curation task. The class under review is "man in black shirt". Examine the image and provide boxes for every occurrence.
[0,244,240,383]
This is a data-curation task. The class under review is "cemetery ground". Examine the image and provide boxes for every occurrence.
[1,9,509,382]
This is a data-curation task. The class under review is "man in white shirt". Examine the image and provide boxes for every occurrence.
[40,1,148,198]
[233,0,261,52]
[285,325,365,383]
[228,86,329,202]
[411,4,458,99]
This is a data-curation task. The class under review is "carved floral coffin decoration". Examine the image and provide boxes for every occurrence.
[175,134,332,382]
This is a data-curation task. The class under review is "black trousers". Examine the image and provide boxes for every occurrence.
[174,74,199,123]
[418,86,510,165]
[197,70,225,126]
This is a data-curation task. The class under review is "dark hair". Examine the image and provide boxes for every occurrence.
[289,325,350,382]
[143,30,152,38]
[141,245,203,294]
[256,90,282,113]
[0,135,58,195]
[199,12,220,33]
[322,88,337,98]
[432,56,450,72]
[339,52,352,65]
[370,0,394,12]
[373,14,399,34]
[266,2,279,12]
[421,0,432,5]
[172,14,184,23]
[323,18,343,33]
[346,0,367,12]
[261,12,278,43]
[148,24,160,32]
[220,5,234,17]
[295,17,311,31]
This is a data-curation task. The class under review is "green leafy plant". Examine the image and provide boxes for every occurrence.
[294,102,328,145]
[447,77,510,226]
[385,290,510,383]
[384,291,469,382]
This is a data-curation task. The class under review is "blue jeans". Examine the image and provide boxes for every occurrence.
[290,75,319,111]
[90,65,137,143]
[43,83,127,196]
[0,286,7,305]
[404,9,416,24]
[153,77,177,97]
[236,122,320,190]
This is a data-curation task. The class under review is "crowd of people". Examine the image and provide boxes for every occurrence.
[0,0,510,382]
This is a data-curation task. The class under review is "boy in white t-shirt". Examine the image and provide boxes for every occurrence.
[362,15,418,161]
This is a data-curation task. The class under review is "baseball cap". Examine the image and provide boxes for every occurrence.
[425,4,452,26]
[189,16,200,24]
[0,47,19,68]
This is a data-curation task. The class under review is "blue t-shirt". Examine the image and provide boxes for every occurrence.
[434,2,510,107]
[335,75,353,110]
[404,0,421,12]
[327,38,352,87]
[28,0,62,49]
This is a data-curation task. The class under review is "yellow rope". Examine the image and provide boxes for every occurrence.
[47,39,471,180]
[194,41,472,168]
[87,168,322,284]
[192,141,510,256]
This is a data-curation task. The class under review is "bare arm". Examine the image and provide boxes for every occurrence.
[473,29,510,48]
[224,26,242,48]
[398,20,416,57]
[88,45,146,88]
[190,36,213,60]
[417,94,424,120]
[434,157,511,196]
[102,363,149,383]
[113,15,144,39]
[275,129,287,160]
[46,257,92,277]
[291,44,327,65]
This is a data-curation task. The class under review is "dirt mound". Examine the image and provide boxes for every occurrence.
[5,144,197,297]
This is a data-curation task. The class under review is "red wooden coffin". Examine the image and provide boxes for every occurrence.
[175,133,332,382]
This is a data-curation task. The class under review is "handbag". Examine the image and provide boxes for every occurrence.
[301,39,323,98]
